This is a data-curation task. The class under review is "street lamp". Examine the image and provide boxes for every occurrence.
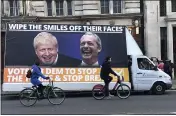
[109,20,115,26]
[133,19,140,34]
[86,21,91,25]
[134,19,139,27]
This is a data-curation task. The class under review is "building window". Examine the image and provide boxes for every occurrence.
[55,0,64,16]
[100,0,109,14]
[160,0,166,16]
[46,0,72,16]
[46,0,52,16]
[172,0,176,12]
[160,27,167,60]
[8,0,26,16]
[9,0,20,16]
[22,0,27,15]
[113,0,122,13]
[67,0,72,15]
[100,0,122,14]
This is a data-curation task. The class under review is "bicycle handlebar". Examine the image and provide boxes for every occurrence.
[48,78,53,86]
[116,75,124,83]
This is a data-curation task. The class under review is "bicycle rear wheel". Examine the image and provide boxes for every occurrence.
[47,87,65,105]
[92,84,105,100]
[19,88,37,107]
[116,84,131,99]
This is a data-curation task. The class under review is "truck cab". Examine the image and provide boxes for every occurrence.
[130,55,172,94]
[125,27,172,94]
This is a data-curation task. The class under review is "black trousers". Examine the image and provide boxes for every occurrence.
[38,84,44,96]
[168,72,172,79]
[103,76,113,96]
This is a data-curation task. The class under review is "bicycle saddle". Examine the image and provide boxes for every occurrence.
[32,85,37,88]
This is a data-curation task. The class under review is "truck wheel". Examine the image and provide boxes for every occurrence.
[152,82,166,95]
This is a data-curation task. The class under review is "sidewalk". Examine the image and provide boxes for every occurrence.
[171,79,176,90]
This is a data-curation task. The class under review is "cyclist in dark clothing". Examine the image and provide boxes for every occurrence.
[100,56,119,98]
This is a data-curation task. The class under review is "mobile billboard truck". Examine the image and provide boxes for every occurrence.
[3,23,172,95]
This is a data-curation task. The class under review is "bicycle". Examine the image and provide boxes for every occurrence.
[92,76,131,100]
[19,78,65,107]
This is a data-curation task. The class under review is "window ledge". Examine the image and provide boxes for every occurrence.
[1,13,142,22]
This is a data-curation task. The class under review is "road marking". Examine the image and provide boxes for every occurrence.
[112,112,176,115]
[166,90,176,92]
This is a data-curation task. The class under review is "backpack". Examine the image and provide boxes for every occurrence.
[26,69,32,78]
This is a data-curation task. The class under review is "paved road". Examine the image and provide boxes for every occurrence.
[1,91,176,115]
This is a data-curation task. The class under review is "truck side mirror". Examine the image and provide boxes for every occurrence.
[152,66,158,71]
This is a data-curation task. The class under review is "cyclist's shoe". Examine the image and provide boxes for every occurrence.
[105,94,114,99]
[109,92,114,96]
[39,95,45,99]
[105,96,112,99]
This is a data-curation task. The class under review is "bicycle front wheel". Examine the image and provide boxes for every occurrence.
[92,84,105,100]
[47,87,65,105]
[19,88,37,107]
[116,84,131,99]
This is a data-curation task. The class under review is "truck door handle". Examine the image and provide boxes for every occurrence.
[137,73,142,74]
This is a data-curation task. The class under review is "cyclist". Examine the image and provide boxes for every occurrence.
[100,56,120,99]
[31,60,49,98]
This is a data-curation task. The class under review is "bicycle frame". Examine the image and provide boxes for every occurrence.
[99,76,122,91]
[112,80,120,91]
[43,79,54,90]
[113,76,123,89]
[43,79,54,95]
[31,79,54,98]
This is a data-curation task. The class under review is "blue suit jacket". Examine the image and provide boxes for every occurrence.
[30,64,47,85]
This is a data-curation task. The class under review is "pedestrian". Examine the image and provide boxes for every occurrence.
[158,60,164,71]
[164,60,172,79]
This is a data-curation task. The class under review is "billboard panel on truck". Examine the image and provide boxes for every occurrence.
[3,23,129,90]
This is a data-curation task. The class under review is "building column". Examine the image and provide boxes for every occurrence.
[167,23,174,62]
[26,0,31,16]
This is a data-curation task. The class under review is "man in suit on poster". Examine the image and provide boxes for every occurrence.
[33,32,81,67]
[79,32,102,67]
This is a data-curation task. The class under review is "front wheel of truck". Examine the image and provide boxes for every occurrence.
[152,82,166,95]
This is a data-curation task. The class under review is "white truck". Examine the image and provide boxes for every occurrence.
[125,27,172,94]
[2,23,172,95]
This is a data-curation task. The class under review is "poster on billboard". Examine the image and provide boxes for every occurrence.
[4,23,129,83]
